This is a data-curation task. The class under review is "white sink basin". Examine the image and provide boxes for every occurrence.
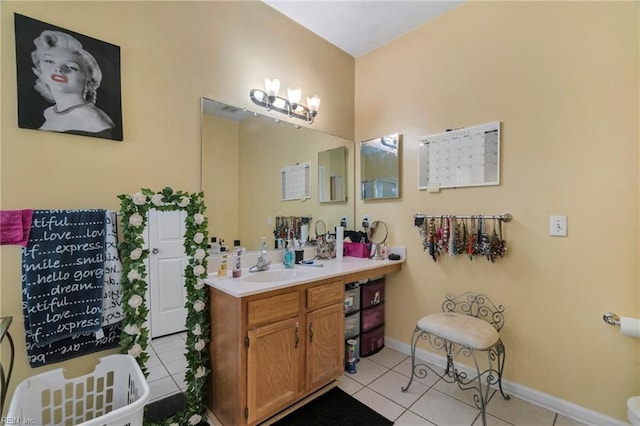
[242,269,307,283]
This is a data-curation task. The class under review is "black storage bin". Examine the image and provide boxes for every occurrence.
[361,324,385,357]
[359,279,385,357]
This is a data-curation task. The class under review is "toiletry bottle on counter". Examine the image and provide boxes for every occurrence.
[218,246,228,276]
[209,237,220,255]
[232,245,242,278]
[284,240,294,269]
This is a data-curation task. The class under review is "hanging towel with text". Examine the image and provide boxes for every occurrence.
[22,209,106,346]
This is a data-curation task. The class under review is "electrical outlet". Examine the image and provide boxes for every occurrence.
[340,216,348,228]
[549,215,567,237]
[362,215,370,229]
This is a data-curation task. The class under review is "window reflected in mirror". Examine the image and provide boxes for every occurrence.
[360,133,401,200]
[318,146,347,203]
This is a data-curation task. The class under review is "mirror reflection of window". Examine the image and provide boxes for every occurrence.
[318,146,347,203]
[360,133,401,200]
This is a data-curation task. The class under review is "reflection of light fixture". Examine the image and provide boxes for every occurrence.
[250,78,321,124]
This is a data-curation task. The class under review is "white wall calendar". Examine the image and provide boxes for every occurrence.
[418,121,500,190]
[281,162,311,201]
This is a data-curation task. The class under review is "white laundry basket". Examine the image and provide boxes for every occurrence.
[8,354,150,426]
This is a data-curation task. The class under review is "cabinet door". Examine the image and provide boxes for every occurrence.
[247,317,300,424]
[306,303,345,390]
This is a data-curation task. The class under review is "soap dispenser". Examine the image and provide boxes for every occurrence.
[284,240,295,269]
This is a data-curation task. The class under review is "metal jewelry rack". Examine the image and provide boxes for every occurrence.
[413,213,512,262]
[414,213,512,223]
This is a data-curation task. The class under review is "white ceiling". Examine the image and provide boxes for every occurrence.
[263,1,465,58]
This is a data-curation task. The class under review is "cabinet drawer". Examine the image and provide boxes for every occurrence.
[361,303,384,332]
[361,325,384,357]
[361,279,384,309]
[345,313,360,339]
[307,281,344,310]
[344,284,360,315]
[248,292,299,327]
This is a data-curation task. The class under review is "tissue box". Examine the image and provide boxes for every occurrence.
[344,242,369,258]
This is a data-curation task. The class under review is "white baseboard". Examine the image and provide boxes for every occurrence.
[384,337,628,426]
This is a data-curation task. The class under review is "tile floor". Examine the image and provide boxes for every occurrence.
[148,333,588,426]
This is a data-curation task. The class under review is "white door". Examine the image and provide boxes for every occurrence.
[147,209,188,338]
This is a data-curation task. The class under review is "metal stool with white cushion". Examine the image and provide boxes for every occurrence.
[402,292,509,426]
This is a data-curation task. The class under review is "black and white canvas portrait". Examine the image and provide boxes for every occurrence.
[14,14,123,141]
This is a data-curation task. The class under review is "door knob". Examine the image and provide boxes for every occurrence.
[152,248,159,254]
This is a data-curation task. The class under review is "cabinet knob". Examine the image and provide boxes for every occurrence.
[295,324,299,349]
[309,322,314,342]
[152,248,159,254]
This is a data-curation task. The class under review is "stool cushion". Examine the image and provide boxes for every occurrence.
[417,312,499,350]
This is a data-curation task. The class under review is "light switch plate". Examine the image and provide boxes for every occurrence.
[549,215,568,237]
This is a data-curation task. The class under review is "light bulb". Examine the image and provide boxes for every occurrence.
[287,87,302,106]
[264,78,280,99]
[307,95,321,114]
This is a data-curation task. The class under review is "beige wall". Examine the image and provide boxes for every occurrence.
[1,0,637,422]
[355,1,638,421]
[0,0,354,410]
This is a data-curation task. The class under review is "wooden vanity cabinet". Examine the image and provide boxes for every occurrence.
[208,278,345,426]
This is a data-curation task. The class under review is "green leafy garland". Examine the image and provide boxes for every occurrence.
[118,187,210,426]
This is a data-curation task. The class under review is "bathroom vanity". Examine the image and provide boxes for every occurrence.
[204,257,403,425]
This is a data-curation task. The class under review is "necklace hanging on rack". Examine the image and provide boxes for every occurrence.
[427,218,437,262]
[456,219,467,255]
[448,217,456,256]
[53,102,90,115]
[479,217,492,260]
[467,218,477,260]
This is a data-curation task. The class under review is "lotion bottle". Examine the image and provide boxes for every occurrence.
[218,246,228,276]
[284,240,295,269]
[232,246,242,278]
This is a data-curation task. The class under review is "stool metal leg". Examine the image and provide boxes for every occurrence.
[402,327,441,393]
[401,326,422,392]
[493,339,510,400]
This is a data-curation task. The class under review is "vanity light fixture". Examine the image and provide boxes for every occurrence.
[249,78,321,124]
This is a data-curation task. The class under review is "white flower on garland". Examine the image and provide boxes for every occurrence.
[128,343,142,357]
[193,300,205,312]
[130,248,142,260]
[194,339,205,352]
[151,194,165,206]
[194,248,206,261]
[193,265,205,276]
[128,295,143,309]
[131,192,147,206]
[129,213,143,227]
[195,366,206,378]
[123,324,140,335]
[127,270,141,282]
[119,188,209,424]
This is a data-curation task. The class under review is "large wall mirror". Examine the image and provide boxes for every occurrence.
[201,98,354,251]
[360,133,401,200]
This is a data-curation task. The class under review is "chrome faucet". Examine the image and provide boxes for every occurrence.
[249,240,271,272]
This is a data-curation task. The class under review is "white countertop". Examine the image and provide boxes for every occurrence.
[204,256,404,298]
